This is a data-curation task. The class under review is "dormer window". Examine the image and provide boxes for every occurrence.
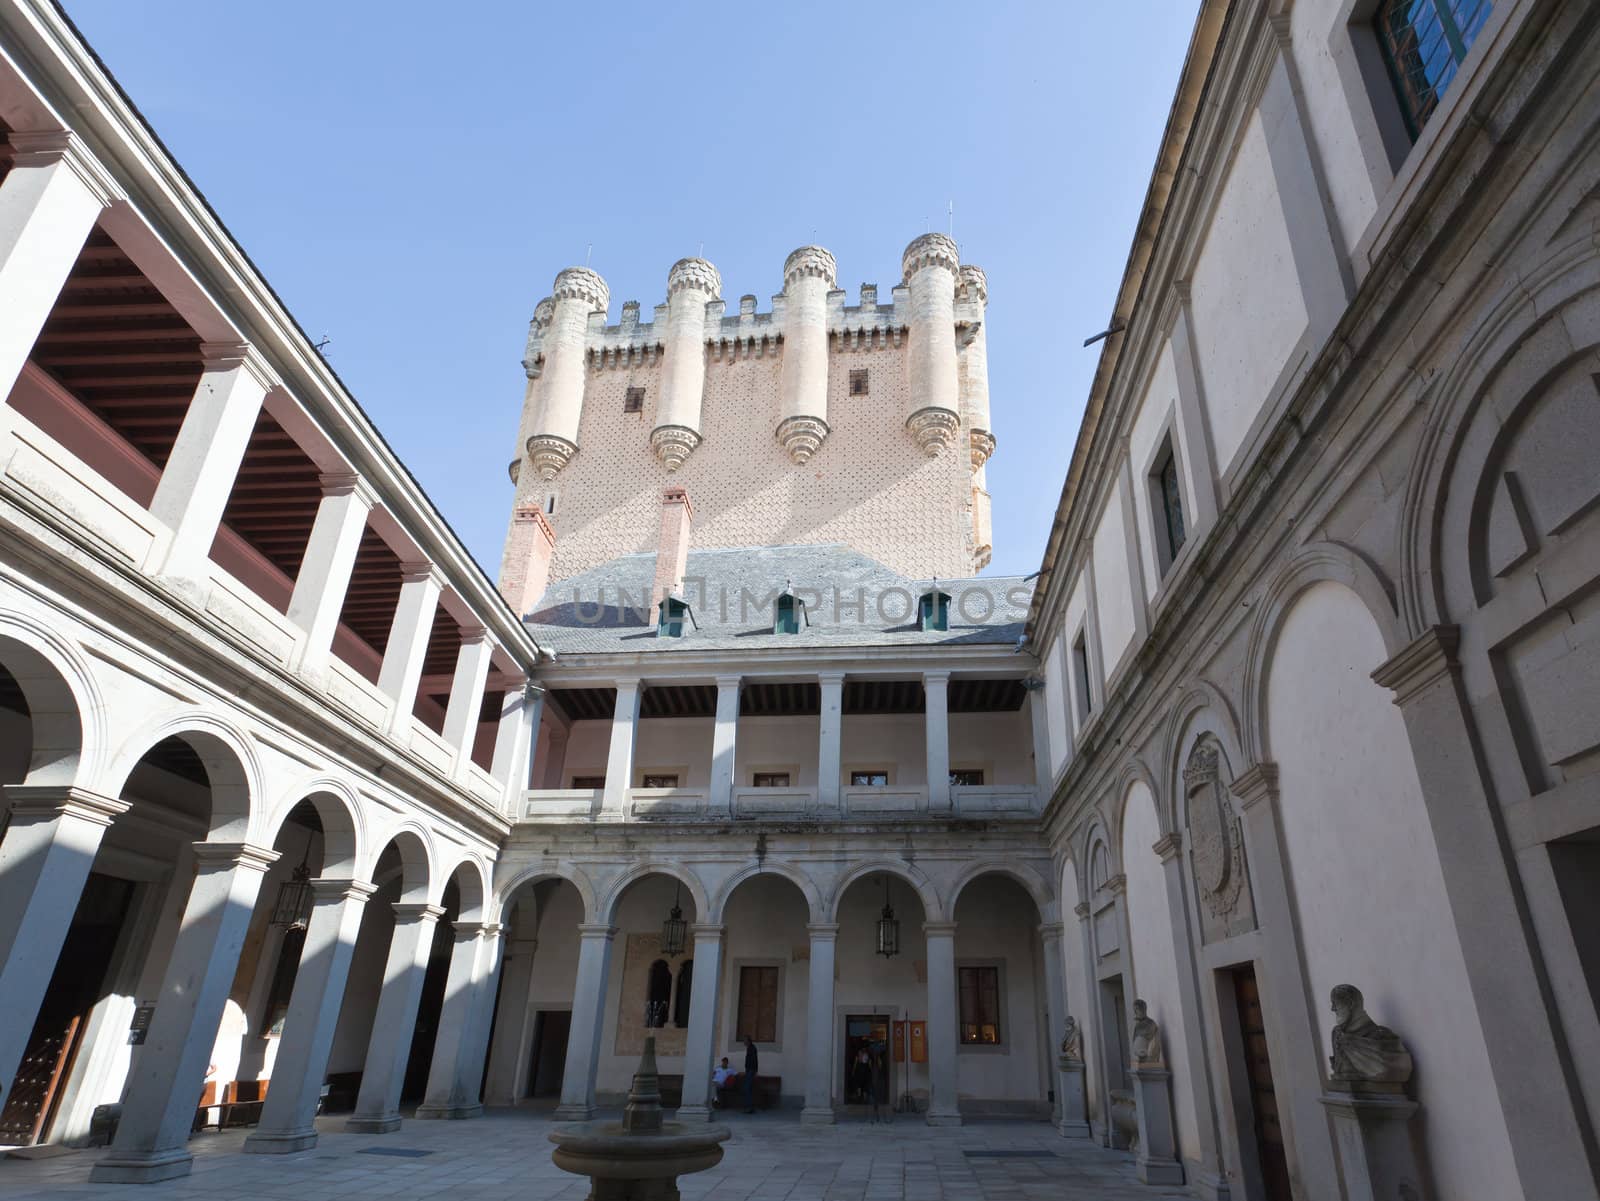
[657,596,696,638]
[774,586,808,635]
[918,589,951,632]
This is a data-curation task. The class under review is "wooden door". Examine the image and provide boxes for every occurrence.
[1232,966,1293,1201]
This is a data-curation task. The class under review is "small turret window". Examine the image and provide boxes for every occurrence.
[624,386,645,414]
[774,588,808,635]
[850,369,869,395]
[658,596,696,638]
[918,590,951,632]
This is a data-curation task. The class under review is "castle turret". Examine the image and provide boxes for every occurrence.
[776,245,836,464]
[651,257,721,471]
[508,296,556,487]
[526,266,608,480]
[958,264,994,468]
[901,233,962,456]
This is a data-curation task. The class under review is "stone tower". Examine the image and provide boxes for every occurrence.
[500,236,998,605]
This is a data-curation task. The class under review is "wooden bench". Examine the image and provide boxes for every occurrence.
[716,1074,780,1110]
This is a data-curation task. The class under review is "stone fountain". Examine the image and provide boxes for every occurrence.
[549,1036,730,1200]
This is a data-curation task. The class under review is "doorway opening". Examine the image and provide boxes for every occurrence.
[526,1010,570,1099]
[843,1014,891,1105]
[1229,965,1291,1201]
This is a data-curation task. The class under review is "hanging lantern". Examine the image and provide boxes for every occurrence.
[660,882,687,957]
[270,840,314,930]
[876,876,900,959]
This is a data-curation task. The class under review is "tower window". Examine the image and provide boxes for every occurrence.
[545,493,558,516]
[624,386,645,413]
[1072,630,1093,723]
[1149,437,1186,576]
[850,369,869,396]
[1376,0,1493,139]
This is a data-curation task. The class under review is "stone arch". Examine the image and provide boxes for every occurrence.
[1241,541,1404,767]
[0,614,104,789]
[707,859,825,924]
[1076,818,1117,889]
[826,858,943,923]
[1158,679,1248,831]
[1113,754,1164,838]
[945,859,1054,918]
[599,861,710,927]
[261,776,364,878]
[492,860,599,925]
[367,821,434,904]
[105,709,260,842]
[440,855,492,922]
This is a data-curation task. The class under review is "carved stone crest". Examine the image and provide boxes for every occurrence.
[1184,740,1244,919]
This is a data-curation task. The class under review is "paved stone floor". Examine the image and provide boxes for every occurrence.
[0,1110,1189,1200]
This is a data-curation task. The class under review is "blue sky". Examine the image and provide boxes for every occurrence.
[63,1,1198,580]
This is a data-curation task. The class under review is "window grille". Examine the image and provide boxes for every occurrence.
[753,772,791,788]
[1376,0,1493,138]
[641,774,679,788]
[950,769,985,786]
[850,770,889,787]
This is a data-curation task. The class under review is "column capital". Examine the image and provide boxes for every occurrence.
[691,922,726,939]
[8,129,122,205]
[714,674,742,689]
[191,841,281,874]
[922,920,958,938]
[806,922,840,940]
[1073,901,1091,919]
[198,340,278,391]
[0,784,128,827]
[612,675,642,692]
[816,670,846,686]
[577,922,618,940]
[1037,921,1065,941]
[1372,625,1461,706]
[391,903,447,923]
[1103,873,1127,896]
[1231,762,1280,811]
[451,920,489,941]
[318,471,379,507]
[398,560,444,587]
[310,878,379,903]
[480,922,506,940]
[922,670,952,686]
[457,625,493,648]
[1152,832,1184,862]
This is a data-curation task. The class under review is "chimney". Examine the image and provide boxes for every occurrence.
[652,486,694,608]
[499,503,557,618]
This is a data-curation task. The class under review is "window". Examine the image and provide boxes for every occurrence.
[1150,437,1187,574]
[736,965,780,1043]
[959,965,1002,1045]
[624,386,645,413]
[753,772,791,788]
[1072,631,1093,722]
[918,590,950,632]
[1377,0,1493,139]
[572,775,606,789]
[545,493,558,516]
[774,593,804,635]
[850,770,889,787]
[849,368,869,395]
[658,596,694,638]
[645,959,672,1028]
[673,960,693,1028]
[641,773,680,788]
[950,769,984,786]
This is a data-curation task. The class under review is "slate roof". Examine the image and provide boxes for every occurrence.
[524,544,1033,655]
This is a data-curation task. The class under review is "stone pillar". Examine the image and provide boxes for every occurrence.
[376,563,442,735]
[1058,1055,1090,1138]
[709,676,740,818]
[923,920,961,1126]
[956,264,994,469]
[1025,683,1053,808]
[676,923,726,1121]
[347,903,444,1133]
[651,257,720,470]
[556,923,616,1120]
[416,921,489,1119]
[441,628,495,779]
[287,472,375,677]
[449,923,504,1117]
[1132,1065,1184,1185]
[816,672,844,815]
[0,786,128,1106]
[92,842,278,1183]
[924,670,951,813]
[601,679,641,816]
[1320,1089,1426,1201]
[1372,626,1596,1199]
[1074,900,1107,1145]
[148,342,274,580]
[775,245,836,463]
[1038,921,1086,1135]
[246,879,376,1153]
[0,130,119,400]
[522,267,607,480]
[801,923,838,1124]
[491,682,541,814]
[483,934,538,1106]
[901,233,962,456]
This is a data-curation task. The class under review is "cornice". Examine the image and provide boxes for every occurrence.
[1371,626,1460,707]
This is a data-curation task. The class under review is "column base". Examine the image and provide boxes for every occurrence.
[89,1148,194,1184]
[924,1111,963,1128]
[344,1113,402,1134]
[553,1102,595,1121]
[242,1128,318,1154]
[1136,1157,1186,1186]
[675,1104,712,1122]
[1057,1118,1091,1138]
[799,1106,836,1125]
[414,1102,483,1121]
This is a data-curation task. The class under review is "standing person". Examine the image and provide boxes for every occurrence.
[851,1048,872,1108]
[743,1036,758,1114]
[869,1044,888,1124]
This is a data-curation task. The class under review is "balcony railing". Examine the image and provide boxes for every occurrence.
[517,784,1039,822]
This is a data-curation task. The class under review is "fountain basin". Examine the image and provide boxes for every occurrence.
[549,1120,730,1182]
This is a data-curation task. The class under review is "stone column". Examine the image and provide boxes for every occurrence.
[0,130,119,400]
[1025,683,1054,807]
[652,258,720,470]
[1132,1065,1184,1185]
[376,563,442,735]
[676,923,725,1121]
[556,923,615,1120]
[148,343,274,580]
[1038,921,1087,1135]
[286,472,375,677]
[700,675,739,818]
[924,671,951,813]
[816,672,844,815]
[0,786,128,1105]
[601,679,641,816]
[449,923,504,1118]
[416,921,489,1119]
[901,233,962,456]
[775,245,836,463]
[483,934,538,1106]
[1373,626,1597,1199]
[441,628,495,779]
[491,681,540,814]
[246,879,376,1153]
[347,902,444,1133]
[521,266,607,480]
[801,923,838,1124]
[92,842,278,1184]
[923,920,961,1126]
[1074,900,1107,1144]
[956,264,994,469]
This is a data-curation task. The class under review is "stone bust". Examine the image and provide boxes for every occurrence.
[1130,999,1164,1067]
[1060,1015,1083,1062]
[1329,984,1413,1089]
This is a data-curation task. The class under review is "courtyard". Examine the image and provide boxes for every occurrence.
[0,1112,1182,1201]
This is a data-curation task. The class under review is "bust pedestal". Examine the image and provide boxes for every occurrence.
[1131,1066,1184,1186]
[1320,1083,1426,1201]
[1056,1055,1089,1137]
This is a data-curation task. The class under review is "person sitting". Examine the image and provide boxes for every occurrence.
[711,1057,735,1107]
